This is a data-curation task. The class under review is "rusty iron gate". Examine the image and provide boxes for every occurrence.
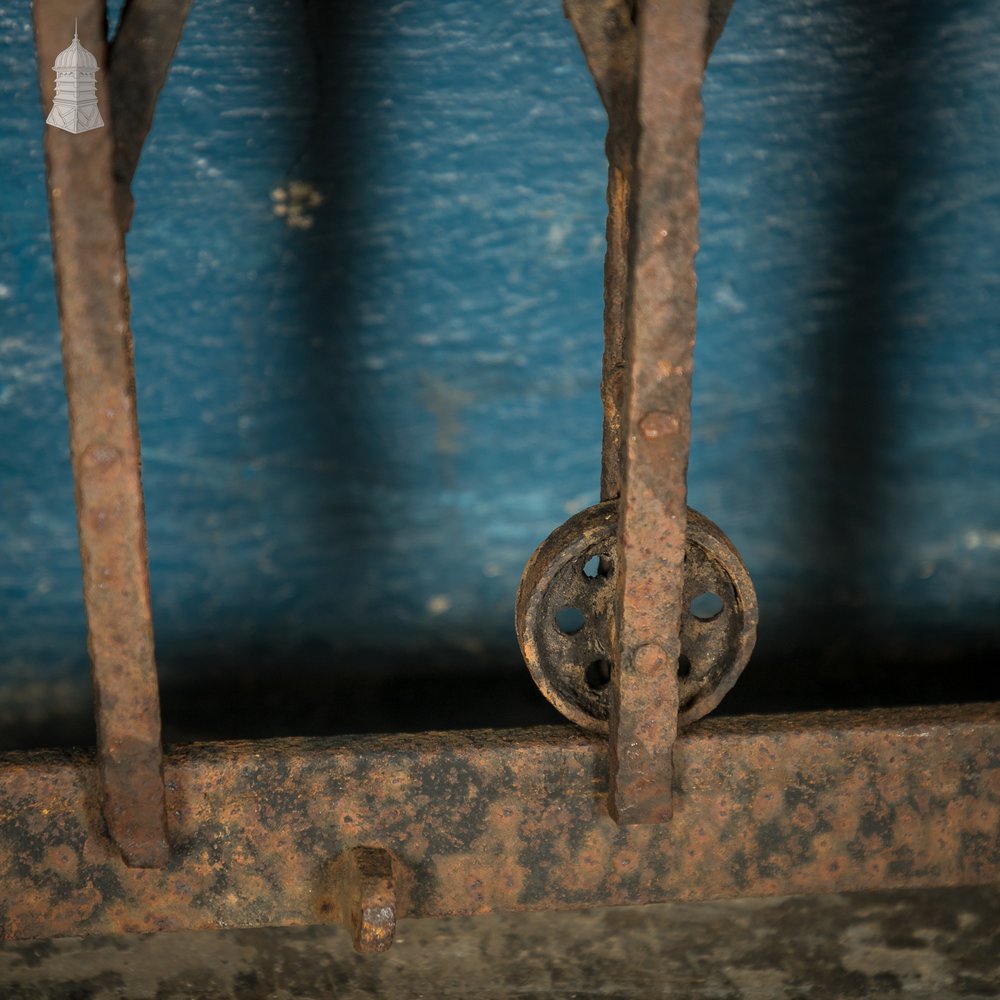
[5,0,998,953]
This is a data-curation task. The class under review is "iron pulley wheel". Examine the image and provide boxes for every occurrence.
[516,501,758,733]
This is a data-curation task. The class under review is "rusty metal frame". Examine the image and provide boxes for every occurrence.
[9,0,999,952]
[2,706,998,942]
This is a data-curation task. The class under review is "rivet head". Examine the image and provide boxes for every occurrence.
[632,643,669,675]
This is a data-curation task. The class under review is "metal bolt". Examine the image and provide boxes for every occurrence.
[324,846,396,953]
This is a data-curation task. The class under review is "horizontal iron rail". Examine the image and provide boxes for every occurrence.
[0,703,997,941]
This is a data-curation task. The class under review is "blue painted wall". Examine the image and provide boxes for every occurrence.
[1,0,997,737]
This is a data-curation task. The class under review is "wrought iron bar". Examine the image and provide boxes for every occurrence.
[520,0,754,826]
[108,0,193,232]
[32,0,171,868]
[611,0,711,823]
[11,0,996,955]
[0,705,997,941]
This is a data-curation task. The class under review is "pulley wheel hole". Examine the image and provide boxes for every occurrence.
[582,554,611,579]
[585,658,612,690]
[677,654,693,678]
[555,606,585,635]
[690,591,724,621]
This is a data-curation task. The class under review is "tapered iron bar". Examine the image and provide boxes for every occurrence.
[33,0,169,868]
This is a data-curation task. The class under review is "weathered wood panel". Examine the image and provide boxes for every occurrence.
[0,0,997,737]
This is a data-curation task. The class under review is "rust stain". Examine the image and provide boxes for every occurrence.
[608,0,710,824]
[566,0,739,823]
[517,502,757,741]
[0,707,996,941]
[324,847,397,953]
[33,0,168,868]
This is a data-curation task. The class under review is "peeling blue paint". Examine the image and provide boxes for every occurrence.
[0,1,997,710]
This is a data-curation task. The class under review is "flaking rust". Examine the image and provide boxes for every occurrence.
[516,502,757,733]
[0,706,997,940]
[12,0,998,950]
[561,0,738,823]
[608,0,710,824]
[33,0,169,868]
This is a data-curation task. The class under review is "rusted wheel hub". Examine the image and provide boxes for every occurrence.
[516,501,758,733]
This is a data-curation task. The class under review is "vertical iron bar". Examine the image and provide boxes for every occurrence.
[568,0,732,504]
[33,0,169,867]
[108,0,193,233]
[565,0,638,504]
[609,0,710,823]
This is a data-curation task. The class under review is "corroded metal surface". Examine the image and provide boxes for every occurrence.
[0,705,997,941]
[607,0,712,824]
[564,0,637,504]
[108,0,194,232]
[565,0,741,824]
[324,847,397,953]
[33,0,169,868]
[516,501,757,733]
[565,0,733,502]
